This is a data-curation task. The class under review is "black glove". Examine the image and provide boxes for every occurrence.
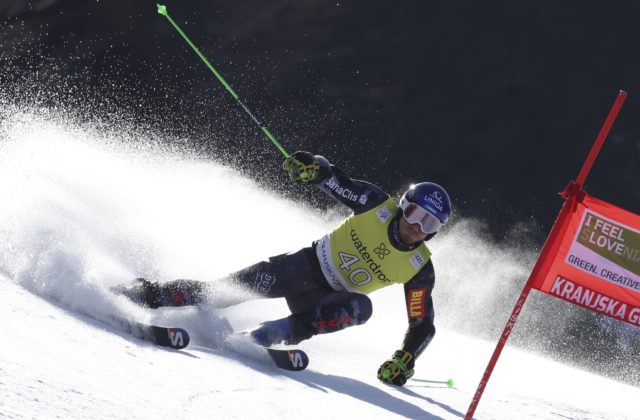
[282,151,321,183]
[377,349,415,386]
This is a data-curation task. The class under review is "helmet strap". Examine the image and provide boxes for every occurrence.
[423,232,437,242]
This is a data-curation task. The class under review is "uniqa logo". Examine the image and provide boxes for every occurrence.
[424,192,444,211]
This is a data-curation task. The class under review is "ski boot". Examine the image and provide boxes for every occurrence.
[249,318,294,347]
[112,278,206,308]
[111,278,163,308]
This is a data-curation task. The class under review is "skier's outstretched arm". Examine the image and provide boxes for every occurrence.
[377,260,436,386]
[282,151,388,214]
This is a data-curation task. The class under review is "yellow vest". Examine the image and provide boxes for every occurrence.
[316,198,431,294]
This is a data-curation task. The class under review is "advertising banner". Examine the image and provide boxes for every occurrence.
[531,193,640,327]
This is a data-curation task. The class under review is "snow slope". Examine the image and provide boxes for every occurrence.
[1,109,638,419]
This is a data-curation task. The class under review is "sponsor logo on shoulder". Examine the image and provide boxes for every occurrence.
[327,178,359,202]
[410,252,426,269]
[376,206,392,222]
[358,194,368,205]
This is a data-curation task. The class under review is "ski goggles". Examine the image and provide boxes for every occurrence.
[399,201,443,234]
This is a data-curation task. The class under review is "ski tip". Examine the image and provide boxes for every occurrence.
[167,327,190,349]
[267,348,309,371]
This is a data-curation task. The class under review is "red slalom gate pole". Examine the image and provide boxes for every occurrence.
[463,193,576,420]
[575,90,627,187]
[463,283,534,419]
[464,91,628,420]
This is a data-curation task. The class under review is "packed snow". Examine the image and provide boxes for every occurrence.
[1,109,638,419]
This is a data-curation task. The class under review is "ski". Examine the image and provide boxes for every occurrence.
[109,317,190,350]
[266,348,309,372]
[223,334,309,371]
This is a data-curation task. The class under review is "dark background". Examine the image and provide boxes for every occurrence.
[1,0,639,384]
[2,0,638,241]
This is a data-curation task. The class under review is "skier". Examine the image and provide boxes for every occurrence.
[116,151,451,386]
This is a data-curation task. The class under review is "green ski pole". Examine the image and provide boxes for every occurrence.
[411,378,455,388]
[156,4,290,159]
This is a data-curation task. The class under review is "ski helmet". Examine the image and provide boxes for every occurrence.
[399,182,452,234]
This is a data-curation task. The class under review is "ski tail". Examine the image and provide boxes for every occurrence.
[267,348,309,371]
